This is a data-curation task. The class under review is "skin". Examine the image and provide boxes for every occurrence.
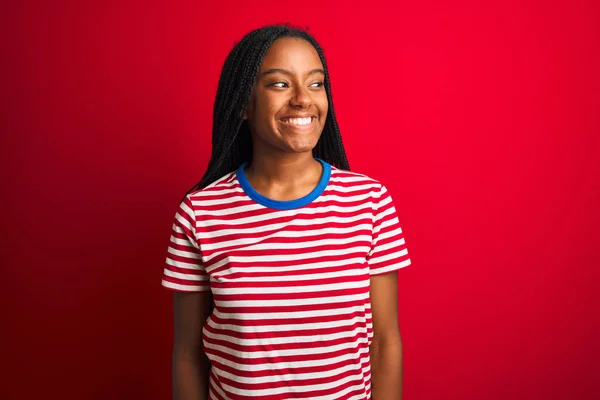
[243,37,328,201]
[370,272,404,399]
[172,36,403,400]
[172,291,213,400]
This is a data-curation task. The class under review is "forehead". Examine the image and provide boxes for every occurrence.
[258,37,323,72]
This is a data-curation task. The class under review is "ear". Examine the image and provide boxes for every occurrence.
[241,82,260,121]
[242,95,254,121]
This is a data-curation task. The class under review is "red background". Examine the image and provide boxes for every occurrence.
[2,1,599,399]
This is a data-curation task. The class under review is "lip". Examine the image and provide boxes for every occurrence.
[280,114,316,120]
[280,113,317,119]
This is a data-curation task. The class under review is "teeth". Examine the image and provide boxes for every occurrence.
[284,117,312,126]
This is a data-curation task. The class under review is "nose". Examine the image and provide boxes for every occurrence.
[289,85,311,108]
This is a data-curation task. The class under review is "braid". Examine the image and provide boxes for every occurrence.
[184,24,350,199]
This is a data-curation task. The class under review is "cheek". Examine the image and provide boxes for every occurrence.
[319,94,329,117]
[256,94,282,122]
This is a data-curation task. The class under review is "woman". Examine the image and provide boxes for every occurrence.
[162,24,412,400]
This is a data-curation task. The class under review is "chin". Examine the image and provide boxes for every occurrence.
[284,137,320,153]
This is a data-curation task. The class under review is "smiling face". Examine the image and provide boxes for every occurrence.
[244,37,329,155]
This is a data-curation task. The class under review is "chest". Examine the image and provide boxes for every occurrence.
[198,214,374,301]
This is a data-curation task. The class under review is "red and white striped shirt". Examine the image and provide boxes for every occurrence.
[162,159,411,400]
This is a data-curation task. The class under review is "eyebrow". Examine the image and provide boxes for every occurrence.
[259,68,325,78]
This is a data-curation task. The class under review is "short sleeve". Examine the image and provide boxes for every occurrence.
[161,195,210,292]
[367,184,412,275]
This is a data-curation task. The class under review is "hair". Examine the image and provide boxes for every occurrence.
[185,23,350,196]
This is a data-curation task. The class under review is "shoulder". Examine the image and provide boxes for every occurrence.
[184,170,240,205]
[329,166,385,193]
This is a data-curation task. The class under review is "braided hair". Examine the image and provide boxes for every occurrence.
[186,24,350,196]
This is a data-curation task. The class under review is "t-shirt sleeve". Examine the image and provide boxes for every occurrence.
[161,195,210,292]
[366,184,412,275]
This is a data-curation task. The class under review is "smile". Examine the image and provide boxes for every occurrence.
[280,117,315,127]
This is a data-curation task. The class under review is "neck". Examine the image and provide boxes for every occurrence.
[245,152,320,184]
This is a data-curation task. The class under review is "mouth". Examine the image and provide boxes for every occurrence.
[279,116,316,129]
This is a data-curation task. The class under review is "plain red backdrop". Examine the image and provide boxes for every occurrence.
[2,0,599,399]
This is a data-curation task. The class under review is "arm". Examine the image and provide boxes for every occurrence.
[172,291,213,400]
[369,271,403,400]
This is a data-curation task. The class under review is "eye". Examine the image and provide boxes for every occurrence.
[310,81,324,88]
[270,82,288,88]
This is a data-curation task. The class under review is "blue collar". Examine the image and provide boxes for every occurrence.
[236,158,331,210]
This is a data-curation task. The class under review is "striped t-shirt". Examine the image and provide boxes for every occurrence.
[162,159,411,400]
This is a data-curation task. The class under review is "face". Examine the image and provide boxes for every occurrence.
[244,37,329,154]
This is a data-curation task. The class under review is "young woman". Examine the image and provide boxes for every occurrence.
[162,24,412,400]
